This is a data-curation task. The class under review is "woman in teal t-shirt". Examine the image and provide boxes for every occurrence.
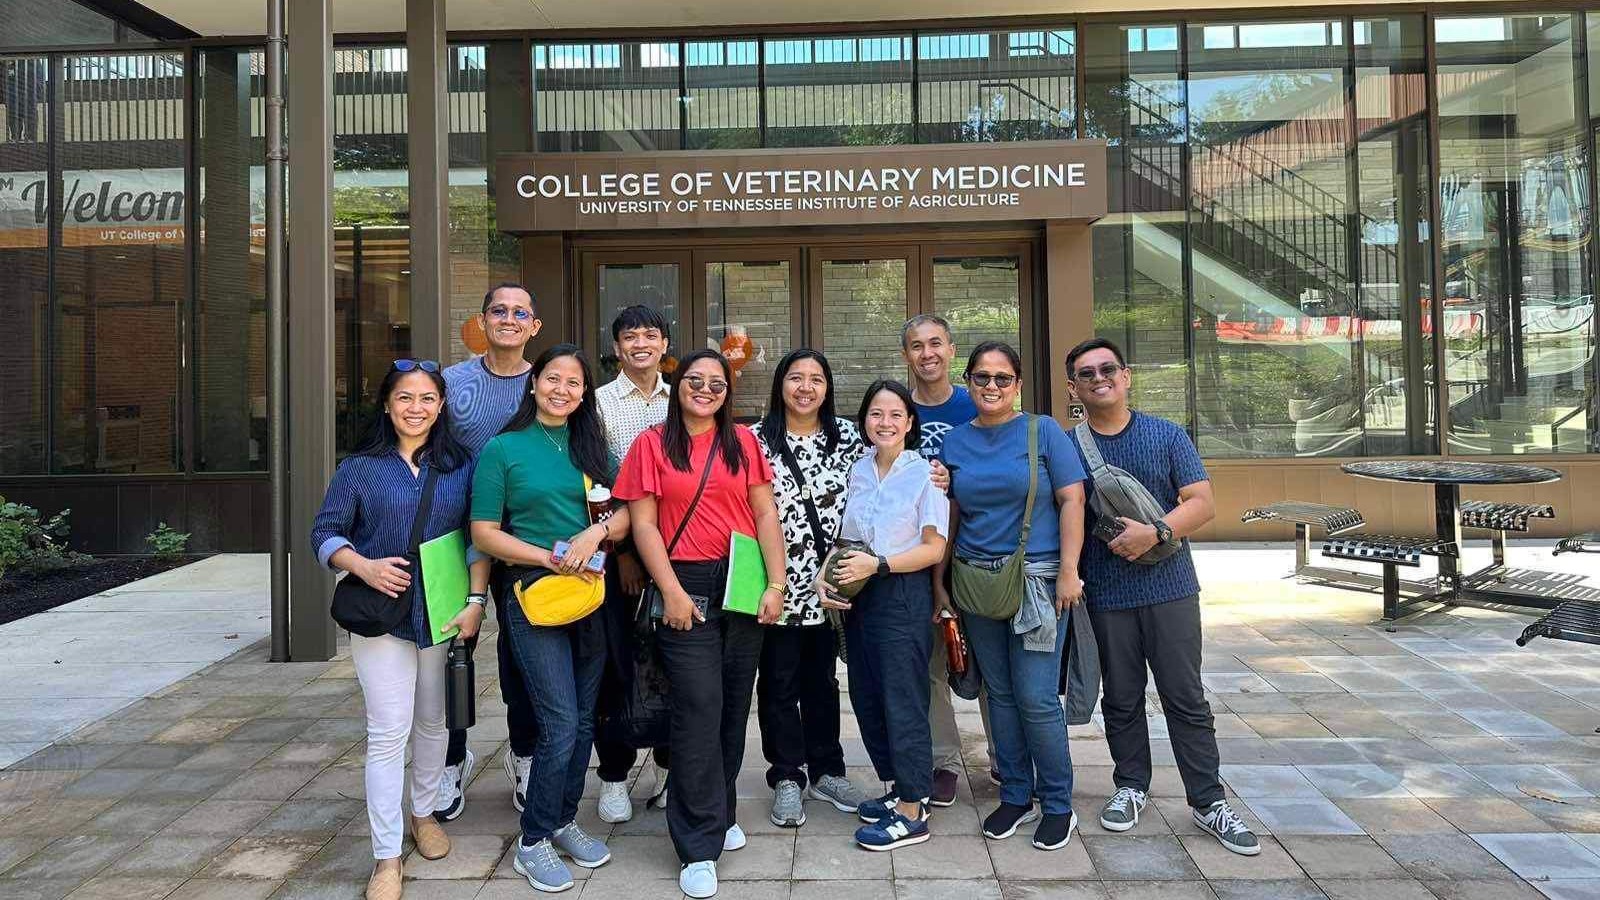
[471,343,629,894]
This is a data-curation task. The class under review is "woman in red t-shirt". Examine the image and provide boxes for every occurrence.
[613,348,785,898]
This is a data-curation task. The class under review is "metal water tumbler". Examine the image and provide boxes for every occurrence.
[446,639,475,731]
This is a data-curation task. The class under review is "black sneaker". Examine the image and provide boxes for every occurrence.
[929,768,959,807]
[982,802,1039,840]
[1032,811,1078,850]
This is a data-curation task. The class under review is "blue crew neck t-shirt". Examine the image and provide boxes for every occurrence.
[915,385,978,461]
[443,356,529,455]
[941,413,1085,563]
[1067,411,1208,611]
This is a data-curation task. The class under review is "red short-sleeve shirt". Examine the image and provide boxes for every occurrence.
[614,425,774,563]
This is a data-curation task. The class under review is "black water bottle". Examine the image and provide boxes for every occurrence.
[446,639,475,731]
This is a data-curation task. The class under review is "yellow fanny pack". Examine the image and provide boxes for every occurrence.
[515,570,604,627]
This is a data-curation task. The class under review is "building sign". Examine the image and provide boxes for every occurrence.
[494,141,1107,232]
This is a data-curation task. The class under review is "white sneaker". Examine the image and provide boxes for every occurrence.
[432,748,475,822]
[504,750,532,813]
[597,780,633,824]
[723,823,746,851]
[680,860,717,899]
[646,767,669,810]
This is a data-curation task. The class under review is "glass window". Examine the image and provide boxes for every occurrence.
[195,48,267,472]
[931,255,1024,404]
[820,257,911,411]
[53,52,185,474]
[1187,18,1355,457]
[592,262,683,383]
[917,29,1076,143]
[764,34,913,147]
[0,57,49,474]
[686,40,759,149]
[0,0,147,51]
[533,41,682,152]
[1438,14,1593,454]
[705,260,793,421]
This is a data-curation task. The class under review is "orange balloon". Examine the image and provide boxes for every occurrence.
[660,355,679,375]
[721,332,753,374]
[461,316,488,355]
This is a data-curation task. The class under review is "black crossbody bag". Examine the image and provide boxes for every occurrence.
[330,466,439,637]
[641,433,720,624]
[773,437,851,661]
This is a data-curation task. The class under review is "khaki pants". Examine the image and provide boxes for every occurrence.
[928,620,995,772]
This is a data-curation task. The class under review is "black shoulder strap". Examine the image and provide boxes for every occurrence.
[664,432,718,556]
[408,466,441,554]
[775,436,830,559]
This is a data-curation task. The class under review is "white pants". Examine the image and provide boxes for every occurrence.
[351,632,450,860]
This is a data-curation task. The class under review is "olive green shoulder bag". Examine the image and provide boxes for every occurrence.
[950,414,1038,620]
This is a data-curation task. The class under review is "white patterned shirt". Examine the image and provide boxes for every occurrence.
[754,420,866,626]
[597,372,670,464]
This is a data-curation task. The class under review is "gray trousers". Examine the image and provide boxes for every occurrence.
[928,620,995,772]
[1089,594,1224,809]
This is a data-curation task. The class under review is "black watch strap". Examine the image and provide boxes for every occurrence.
[876,555,891,576]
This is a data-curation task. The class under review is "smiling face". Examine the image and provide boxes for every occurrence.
[862,388,913,453]
[781,358,828,420]
[1068,347,1130,413]
[677,357,729,421]
[533,354,587,424]
[480,286,541,353]
[902,321,955,390]
[966,350,1021,418]
[614,324,667,377]
[386,371,442,440]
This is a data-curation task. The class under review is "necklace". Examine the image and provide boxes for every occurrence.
[537,423,565,453]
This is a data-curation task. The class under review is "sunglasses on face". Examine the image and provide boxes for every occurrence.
[392,359,440,373]
[965,372,1017,389]
[486,305,534,322]
[1072,362,1124,382]
[681,375,729,395]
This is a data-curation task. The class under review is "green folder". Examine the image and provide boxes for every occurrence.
[723,531,767,616]
[419,528,471,644]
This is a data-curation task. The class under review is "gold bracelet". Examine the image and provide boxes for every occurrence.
[767,582,788,595]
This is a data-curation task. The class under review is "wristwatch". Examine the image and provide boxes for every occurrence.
[1154,520,1174,545]
[466,593,488,606]
[876,555,891,577]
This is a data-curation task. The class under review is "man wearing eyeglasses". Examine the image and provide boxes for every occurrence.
[434,282,543,823]
[1063,337,1259,858]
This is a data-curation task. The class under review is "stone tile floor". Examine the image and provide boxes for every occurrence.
[2,546,1600,899]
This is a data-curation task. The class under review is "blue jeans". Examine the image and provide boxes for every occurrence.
[963,603,1074,815]
[503,595,605,843]
[843,571,934,803]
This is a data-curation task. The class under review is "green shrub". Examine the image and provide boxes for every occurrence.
[145,522,190,560]
[0,497,75,579]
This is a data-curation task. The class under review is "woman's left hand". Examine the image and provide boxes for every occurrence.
[929,459,951,494]
[557,525,605,576]
[758,587,784,625]
[832,551,877,586]
[444,603,485,640]
[1055,569,1085,613]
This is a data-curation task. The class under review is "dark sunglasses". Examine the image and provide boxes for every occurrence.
[1072,362,1124,382]
[680,375,729,395]
[965,372,1017,389]
[392,359,440,373]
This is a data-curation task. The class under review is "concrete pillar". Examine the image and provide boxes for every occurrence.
[287,0,338,661]
[406,0,450,361]
[1045,220,1094,425]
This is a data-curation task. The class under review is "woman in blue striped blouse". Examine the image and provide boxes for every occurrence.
[310,360,490,900]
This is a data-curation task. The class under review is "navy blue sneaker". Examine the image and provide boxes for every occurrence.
[855,808,930,851]
[857,791,899,824]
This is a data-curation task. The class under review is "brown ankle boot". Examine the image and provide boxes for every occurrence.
[366,862,402,900]
[411,814,450,860]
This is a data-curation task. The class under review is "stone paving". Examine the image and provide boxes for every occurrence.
[2,546,1600,899]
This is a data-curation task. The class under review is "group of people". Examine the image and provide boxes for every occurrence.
[312,283,1260,900]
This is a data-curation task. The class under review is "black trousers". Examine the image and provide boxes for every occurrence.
[1089,594,1223,809]
[447,589,538,764]
[655,560,764,864]
[756,622,846,790]
[595,551,669,783]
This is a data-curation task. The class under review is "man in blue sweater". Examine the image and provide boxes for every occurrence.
[1064,337,1258,857]
[434,282,541,822]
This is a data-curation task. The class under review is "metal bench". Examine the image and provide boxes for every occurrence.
[1242,501,1366,572]
[1517,599,1600,646]
[1322,534,1457,623]
[1458,500,1556,568]
[1555,533,1600,556]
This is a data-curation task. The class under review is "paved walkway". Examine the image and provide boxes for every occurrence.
[2,545,1600,899]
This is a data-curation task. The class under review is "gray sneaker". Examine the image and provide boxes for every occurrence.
[809,774,866,814]
[1099,786,1147,832]
[513,837,575,893]
[771,780,805,827]
[1193,799,1260,856]
[552,821,611,868]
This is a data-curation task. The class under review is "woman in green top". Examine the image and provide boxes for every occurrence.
[471,343,630,894]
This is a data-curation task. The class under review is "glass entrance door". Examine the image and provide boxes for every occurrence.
[580,250,691,382]
[810,246,921,412]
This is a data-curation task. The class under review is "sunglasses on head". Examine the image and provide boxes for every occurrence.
[1072,362,1124,382]
[680,375,729,395]
[965,371,1017,389]
[392,359,440,374]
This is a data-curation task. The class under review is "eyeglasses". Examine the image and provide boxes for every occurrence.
[965,372,1017,389]
[392,359,440,373]
[1072,362,1124,382]
[486,305,534,322]
[680,375,729,395]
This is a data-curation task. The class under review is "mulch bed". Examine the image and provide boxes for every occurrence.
[0,555,207,626]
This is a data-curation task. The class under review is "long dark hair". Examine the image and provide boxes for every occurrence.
[662,349,746,473]
[352,363,469,473]
[856,379,923,453]
[499,343,612,485]
[758,349,841,455]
